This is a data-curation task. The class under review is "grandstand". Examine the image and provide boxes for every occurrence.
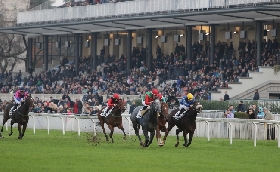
[0,0,280,106]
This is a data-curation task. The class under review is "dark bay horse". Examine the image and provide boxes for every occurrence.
[97,99,126,143]
[156,102,169,146]
[0,95,35,139]
[130,99,161,147]
[163,102,202,147]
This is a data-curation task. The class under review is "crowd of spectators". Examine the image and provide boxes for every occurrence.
[0,38,278,111]
[59,0,131,8]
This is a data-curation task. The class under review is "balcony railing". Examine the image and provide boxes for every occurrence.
[17,0,278,24]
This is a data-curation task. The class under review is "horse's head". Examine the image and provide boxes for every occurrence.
[192,101,203,113]
[150,99,161,113]
[24,95,35,108]
[115,98,126,113]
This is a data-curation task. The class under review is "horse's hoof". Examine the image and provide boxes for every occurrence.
[106,139,109,142]
[0,129,3,132]
[9,133,12,136]
[175,143,179,147]
[158,144,164,147]
[183,143,187,147]
[140,142,144,146]
[123,136,127,140]
[18,136,22,139]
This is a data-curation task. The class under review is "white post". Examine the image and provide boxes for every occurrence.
[91,119,96,136]
[45,116,49,135]
[253,122,257,147]
[60,117,65,135]
[32,115,36,134]
[277,124,280,148]
[206,121,210,141]
[228,122,232,145]
[5,121,8,131]
[76,118,80,136]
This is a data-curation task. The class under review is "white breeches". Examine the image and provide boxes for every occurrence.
[142,100,147,106]
[179,104,188,111]
[14,97,21,104]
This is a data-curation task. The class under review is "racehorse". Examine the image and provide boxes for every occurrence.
[163,101,202,147]
[97,99,126,143]
[0,95,35,139]
[156,102,169,146]
[130,99,161,147]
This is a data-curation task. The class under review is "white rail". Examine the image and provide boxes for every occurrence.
[0,112,279,147]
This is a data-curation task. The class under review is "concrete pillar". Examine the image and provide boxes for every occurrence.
[27,38,33,72]
[91,32,97,71]
[147,28,153,70]
[210,25,216,65]
[75,33,80,76]
[126,30,132,75]
[186,26,193,61]
[256,21,263,67]
[43,36,48,71]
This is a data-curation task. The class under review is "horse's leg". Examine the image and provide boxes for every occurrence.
[175,128,182,147]
[163,121,175,144]
[143,128,149,147]
[21,123,27,138]
[161,126,168,146]
[9,120,14,136]
[18,124,22,139]
[117,123,126,140]
[108,125,114,143]
[100,118,109,141]
[156,125,160,145]
[148,129,155,147]
[182,130,188,147]
[133,123,143,146]
[186,131,194,147]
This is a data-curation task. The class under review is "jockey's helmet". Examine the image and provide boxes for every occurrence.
[152,88,159,96]
[187,93,193,100]
[147,92,152,97]
[113,93,120,99]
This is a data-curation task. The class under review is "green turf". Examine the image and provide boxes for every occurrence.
[0,129,279,172]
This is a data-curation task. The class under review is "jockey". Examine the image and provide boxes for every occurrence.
[174,93,194,119]
[137,88,158,118]
[9,88,29,118]
[101,93,120,117]
[158,93,167,103]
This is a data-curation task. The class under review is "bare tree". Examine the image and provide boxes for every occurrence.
[0,0,29,73]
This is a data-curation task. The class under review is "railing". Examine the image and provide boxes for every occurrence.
[17,0,278,24]
[1,112,279,147]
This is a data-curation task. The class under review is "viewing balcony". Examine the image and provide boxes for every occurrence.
[17,0,280,25]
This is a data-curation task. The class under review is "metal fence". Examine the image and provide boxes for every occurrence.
[17,0,278,24]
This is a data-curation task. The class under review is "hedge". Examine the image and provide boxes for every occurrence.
[132,99,280,113]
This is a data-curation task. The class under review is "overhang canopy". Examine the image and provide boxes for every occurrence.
[1,6,280,36]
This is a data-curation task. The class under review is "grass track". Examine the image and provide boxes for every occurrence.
[0,129,279,172]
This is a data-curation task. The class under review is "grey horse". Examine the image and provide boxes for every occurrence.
[130,99,161,147]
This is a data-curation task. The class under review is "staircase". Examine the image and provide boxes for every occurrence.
[211,67,280,100]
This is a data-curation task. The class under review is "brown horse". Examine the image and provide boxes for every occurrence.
[163,102,202,147]
[0,95,35,139]
[97,99,126,143]
[156,102,169,146]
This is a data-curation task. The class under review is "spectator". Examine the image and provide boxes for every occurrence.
[224,109,234,118]
[253,89,260,100]
[224,91,230,101]
[129,101,136,114]
[237,101,246,112]
[247,108,255,119]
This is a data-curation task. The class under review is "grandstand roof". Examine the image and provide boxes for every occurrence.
[1,5,280,36]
